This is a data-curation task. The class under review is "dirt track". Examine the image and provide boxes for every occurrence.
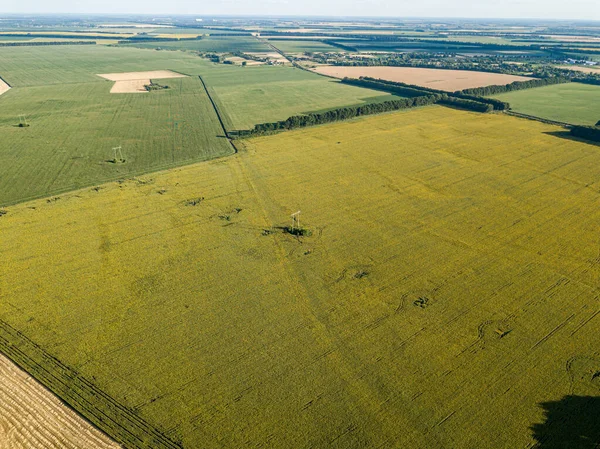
[0,353,120,449]
[313,66,535,92]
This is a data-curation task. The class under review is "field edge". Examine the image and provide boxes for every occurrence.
[0,317,181,448]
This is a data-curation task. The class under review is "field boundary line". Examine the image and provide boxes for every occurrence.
[0,319,182,449]
[197,75,238,153]
[504,110,574,128]
[0,74,12,88]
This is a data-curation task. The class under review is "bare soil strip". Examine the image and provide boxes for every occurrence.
[97,70,187,93]
[313,66,535,92]
[0,353,121,449]
[0,77,10,97]
[96,70,187,82]
[110,79,150,93]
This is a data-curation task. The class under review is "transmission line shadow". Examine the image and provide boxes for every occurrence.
[531,395,600,449]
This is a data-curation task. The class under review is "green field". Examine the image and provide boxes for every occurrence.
[2,107,600,448]
[444,35,528,46]
[0,46,394,122]
[0,45,401,204]
[0,35,37,41]
[201,64,398,130]
[0,77,233,206]
[267,39,341,53]
[492,82,600,125]
[0,45,213,86]
[122,35,270,52]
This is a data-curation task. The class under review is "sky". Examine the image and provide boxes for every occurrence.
[1,0,599,21]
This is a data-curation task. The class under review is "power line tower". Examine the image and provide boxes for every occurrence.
[112,146,125,164]
[291,210,301,233]
[18,114,29,127]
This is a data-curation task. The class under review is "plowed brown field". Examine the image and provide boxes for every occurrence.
[314,66,535,91]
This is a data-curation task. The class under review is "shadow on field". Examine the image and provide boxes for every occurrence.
[543,131,600,147]
[531,395,600,448]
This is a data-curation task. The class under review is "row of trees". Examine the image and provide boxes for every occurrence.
[458,76,570,96]
[346,77,509,111]
[439,97,493,113]
[238,73,517,137]
[530,66,600,85]
[237,95,441,137]
[342,77,441,98]
[237,74,599,138]
[364,76,510,109]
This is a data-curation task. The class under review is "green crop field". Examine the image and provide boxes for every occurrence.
[201,64,399,130]
[444,35,527,46]
[122,35,271,52]
[492,82,600,125]
[0,45,229,86]
[0,44,403,204]
[1,107,599,449]
[0,77,233,206]
[0,45,215,86]
[267,39,341,53]
[0,35,36,41]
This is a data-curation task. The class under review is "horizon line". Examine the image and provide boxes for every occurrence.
[0,13,599,22]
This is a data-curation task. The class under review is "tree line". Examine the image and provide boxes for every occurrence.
[235,76,509,137]
[458,76,570,96]
[235,95,441,137]
[232,73,599,138]
[345,77,509,111]
[342,77,439,98]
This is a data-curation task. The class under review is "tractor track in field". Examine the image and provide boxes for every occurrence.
[0,352,121,449]
[0,320,182,449]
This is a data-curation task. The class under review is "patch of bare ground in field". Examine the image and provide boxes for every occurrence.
[313,66,536,91]
[0,353,120,449]
[0,77,10,96]
[97,70,187,93]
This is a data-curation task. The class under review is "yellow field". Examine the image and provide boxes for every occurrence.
[1,106,599,448]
